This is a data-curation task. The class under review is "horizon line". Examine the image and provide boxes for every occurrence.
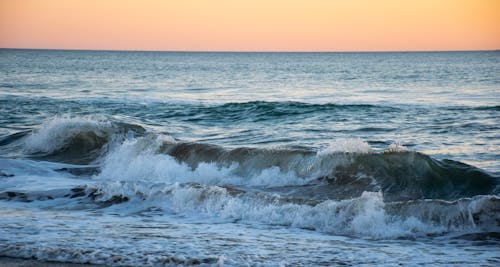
[1,47,499,53]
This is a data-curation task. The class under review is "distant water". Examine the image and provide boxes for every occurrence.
[0,49,499,266]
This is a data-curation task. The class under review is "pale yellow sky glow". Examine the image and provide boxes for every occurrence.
[1,0,499,51]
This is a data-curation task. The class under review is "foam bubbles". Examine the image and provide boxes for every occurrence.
[317,138,372,156]
[385,142,409,153]
[92,181,438,239]
[95,136,310,187]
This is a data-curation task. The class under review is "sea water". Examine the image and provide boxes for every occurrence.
[0,49,499,266]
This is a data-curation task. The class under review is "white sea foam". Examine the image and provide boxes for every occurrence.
[92,180,440,239]
[95,136,311,187]
[385,142,409,153]
[317,138,372,156]
[91,137,416,238]
[92,139,499,239]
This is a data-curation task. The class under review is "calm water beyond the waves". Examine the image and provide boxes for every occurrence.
[0,49,499,266]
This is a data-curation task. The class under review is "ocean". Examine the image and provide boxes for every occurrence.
[0,49,499,266]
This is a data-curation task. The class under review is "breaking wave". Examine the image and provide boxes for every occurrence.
[4,117,496,200]
[21,117,145,163]
[1,116,498,239]
[88,182,499,238]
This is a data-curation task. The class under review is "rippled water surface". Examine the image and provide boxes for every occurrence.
[0,49,499,266]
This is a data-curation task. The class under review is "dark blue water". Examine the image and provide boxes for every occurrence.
[0,49,499,266]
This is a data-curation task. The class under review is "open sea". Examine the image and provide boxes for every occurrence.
[0,49,499,266]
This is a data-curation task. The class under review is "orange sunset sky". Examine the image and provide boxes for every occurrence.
[1,0,499,52]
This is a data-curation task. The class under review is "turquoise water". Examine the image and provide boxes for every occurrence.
[0,49,499,266]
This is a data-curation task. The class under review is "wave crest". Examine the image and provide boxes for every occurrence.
[24,117,145,163]
[89,181,499,239]
[91,135,500,201]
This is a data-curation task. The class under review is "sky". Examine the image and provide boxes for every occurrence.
[0,0,499,52]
